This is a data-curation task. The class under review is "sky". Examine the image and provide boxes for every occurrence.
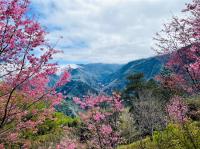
[30,0,189,64]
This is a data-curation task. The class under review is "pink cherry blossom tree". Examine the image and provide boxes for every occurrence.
[0,0,69,146]
[154,3,200,147]
[154,0,200,94]
[74,93,123,149]
[166,96,188,124]
[166,96,199,149]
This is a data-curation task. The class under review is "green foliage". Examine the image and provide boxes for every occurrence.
[186,96,200,121]
[21,112,80,148]
[118,121,200,149]
[154,122,200,149]
[122,72,167,140]
[123,72,171,107]
[55,98,77,117]
[53,112,80,127]
[119,109,139,144]
[118,137,156,149]
[123,73,145,104]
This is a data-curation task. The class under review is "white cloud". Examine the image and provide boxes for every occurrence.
[31,0,189,64]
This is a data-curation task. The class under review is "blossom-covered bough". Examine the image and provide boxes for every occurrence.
[0,0,69,147]
[154,0,200,95]
[166,96,188,124]
[154,2,200,148]
[74,94,123,149]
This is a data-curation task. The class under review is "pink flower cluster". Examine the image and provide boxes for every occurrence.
[7,133,18,142]
[73,94,123,111]
[56,70,70,87]
[74,94,122,148]
[167,96,188,123]
[56,139,76,149]
[100,124,113,135]
[93,112,105,122]
[0,144,5,149]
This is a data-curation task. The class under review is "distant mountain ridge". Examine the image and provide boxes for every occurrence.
[56,55,168,97]
[103,55,168,93]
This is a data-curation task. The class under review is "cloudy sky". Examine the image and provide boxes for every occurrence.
[30,0,189,64]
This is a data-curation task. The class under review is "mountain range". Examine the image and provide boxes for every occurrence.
[55,55,168,97]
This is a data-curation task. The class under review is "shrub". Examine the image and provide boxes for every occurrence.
[118,121,200,149]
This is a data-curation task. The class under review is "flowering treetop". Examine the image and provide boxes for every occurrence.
[154,0,200,94]
[74,94,123,149]
[0,0,70,146]
[166,96,188,124]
